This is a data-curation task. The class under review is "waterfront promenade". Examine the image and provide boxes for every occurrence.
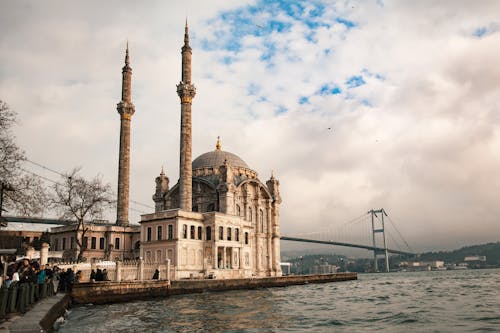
[0,293,69,333]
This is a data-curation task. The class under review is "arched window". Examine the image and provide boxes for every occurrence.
[206,226,212,240]
[219,226,224,240]
[157,225,163,240]
[236,204,241,216]
[156,250,162,263]
[235,228,240,242]
[147,227,152,241]
[182,224,188,239]
[167,224,173,240]
[249,208,252,222]
[227,227,232,241]
[197,226,202,240]
[190,225,195,239]
[244,232,249,245]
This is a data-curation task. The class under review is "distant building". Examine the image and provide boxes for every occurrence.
[310,264,338,275]
[464,256,486,262]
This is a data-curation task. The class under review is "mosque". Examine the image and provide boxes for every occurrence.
[137,23,283,279]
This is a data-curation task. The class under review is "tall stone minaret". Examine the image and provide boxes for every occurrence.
[116,43,135,226]
[176,20,196,211]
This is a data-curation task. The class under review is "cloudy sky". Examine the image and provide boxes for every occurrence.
[2,0,500,253]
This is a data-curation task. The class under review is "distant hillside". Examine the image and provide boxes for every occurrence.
[417,242,500,265]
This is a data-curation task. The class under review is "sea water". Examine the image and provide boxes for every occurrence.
[57,268,500,332]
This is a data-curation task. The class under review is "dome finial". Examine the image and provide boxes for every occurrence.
[216,136,221,151]
[270,170,275,179]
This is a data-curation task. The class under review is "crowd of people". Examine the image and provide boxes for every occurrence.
[89,268,110,282]
[0,258,79,293]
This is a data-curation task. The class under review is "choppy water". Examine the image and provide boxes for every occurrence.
[58,269,500,332]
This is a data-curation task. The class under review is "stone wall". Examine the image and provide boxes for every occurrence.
[71,272,357,304]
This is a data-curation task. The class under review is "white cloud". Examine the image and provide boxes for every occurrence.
[2,0,500,253]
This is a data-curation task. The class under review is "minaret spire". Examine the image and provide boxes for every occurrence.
[184,18,189,47]
[116,43,135,226]
[177,21,196,211]
[125,40,130,66]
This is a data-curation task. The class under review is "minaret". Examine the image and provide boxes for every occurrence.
[116,42,135,226]
[176,20,196,211]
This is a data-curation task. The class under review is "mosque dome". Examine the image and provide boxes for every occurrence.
[192,137,250,170]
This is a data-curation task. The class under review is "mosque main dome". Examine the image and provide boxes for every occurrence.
[192,150,249,170]
[192,138,251,170]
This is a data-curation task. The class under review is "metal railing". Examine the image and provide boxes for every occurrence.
[0,280,55,318]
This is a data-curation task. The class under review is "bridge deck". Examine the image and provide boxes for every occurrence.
[280,236,414,256]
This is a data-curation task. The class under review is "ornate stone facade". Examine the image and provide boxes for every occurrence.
[140,23,282,279]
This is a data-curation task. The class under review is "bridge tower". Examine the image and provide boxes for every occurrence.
[369,209,390,273]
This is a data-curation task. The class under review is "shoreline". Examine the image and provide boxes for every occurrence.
[71,272,357,305]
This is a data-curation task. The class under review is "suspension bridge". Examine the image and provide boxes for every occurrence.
[280,208,415,273]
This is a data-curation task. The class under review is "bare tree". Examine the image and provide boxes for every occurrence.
[52,168,112,261]
[0,100,47,217]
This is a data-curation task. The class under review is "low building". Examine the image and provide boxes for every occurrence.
[0,216,70,252]
[49,221,140,261]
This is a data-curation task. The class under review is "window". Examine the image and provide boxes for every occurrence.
[227,227,232,241]
[99,237,105,249]
[236,204,241,216]
[70,236,75,249]
[235,228,240,242]
[54,238,58,251]
[62,238,66,250]
[190,225,195,239]
[245,232,249,245]
[249,208,252,222]
[219,226,224,240]
[156,250,162,263]
[197,226,202,240]
[115,237,120,250]
[207,203,215,212]
[168,224,173,240]
[193,205,198,212]
[182,224,188,239]
[91,237,97,249]
[206,226,212,241]
[157,226,163,240]
[260,210,264,232]
[83,237,88,249]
